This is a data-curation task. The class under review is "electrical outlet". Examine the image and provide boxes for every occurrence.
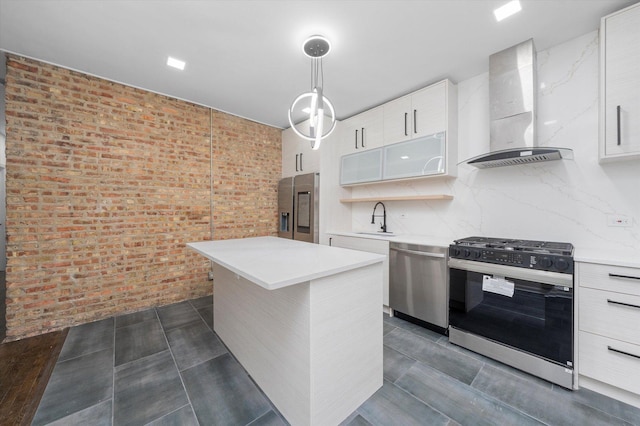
[607,215,632,227]
[208,271,215,280]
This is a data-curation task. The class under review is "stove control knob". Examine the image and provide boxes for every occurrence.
[539,257,553,268]
[451,248,461,257]
[463,249,471,258]
[556,258,570,271]
[473,250,481,259]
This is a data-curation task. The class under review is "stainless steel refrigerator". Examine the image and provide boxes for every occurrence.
[278,173,319,243]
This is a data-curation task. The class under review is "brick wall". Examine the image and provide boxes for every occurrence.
[4,55,281,340]
[212,110,281,240]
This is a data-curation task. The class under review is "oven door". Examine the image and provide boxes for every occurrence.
[449,258,573,367]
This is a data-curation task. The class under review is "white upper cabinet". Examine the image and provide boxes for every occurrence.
[382,132,446,180]
[382,95,413,144]
[600,2,640,162]
[339,106,384,156]
[282,120,321,178]
[339,79,457,186]
[340,148,383,185]
[383,80,447,145]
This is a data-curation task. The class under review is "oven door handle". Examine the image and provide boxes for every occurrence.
[448,258,573,288]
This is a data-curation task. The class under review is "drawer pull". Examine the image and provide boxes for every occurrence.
[616,105,621,146]
[608,346,640,360]
[609,273,640,281]
[607,299,640,309]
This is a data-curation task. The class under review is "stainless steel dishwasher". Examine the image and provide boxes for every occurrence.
[389,242,449,332]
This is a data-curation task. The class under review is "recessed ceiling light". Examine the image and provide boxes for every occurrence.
[167,56,186,70]
[494,0,522,22]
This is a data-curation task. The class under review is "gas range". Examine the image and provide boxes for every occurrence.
[449,236,574,274]
[448,236,575,388]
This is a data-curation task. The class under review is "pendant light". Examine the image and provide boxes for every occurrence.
[288,35,336,150]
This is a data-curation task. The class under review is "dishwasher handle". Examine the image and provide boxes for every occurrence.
[390,247,446,259]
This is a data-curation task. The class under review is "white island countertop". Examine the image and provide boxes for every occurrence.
[187,236,385,290]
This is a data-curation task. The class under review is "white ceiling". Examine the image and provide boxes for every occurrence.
[0,0,636,129]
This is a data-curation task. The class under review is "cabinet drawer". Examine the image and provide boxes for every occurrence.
[579,287,640,345]
[578,262,640,296]
[579,331,640,395]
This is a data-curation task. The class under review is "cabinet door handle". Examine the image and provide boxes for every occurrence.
[329,237,332,246]
[414,109,417,134]
[299,152,303,171]
[361,128,366,148]
[404,113,408,136]
[616,105,621,146]
[355,129,359,149]
[608,346,640,360]
[607,299,640,309]
[609,273,640,281]
[295,154,299,172]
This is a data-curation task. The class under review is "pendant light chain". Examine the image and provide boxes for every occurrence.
[310,56,324,91]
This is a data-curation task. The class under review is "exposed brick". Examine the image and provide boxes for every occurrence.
[4,55,282,340]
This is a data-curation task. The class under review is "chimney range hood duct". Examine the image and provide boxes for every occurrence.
[465,39,573,168]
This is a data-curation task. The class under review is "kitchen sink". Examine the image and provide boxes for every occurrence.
[355,232,396,238]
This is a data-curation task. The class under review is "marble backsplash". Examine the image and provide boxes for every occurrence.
[350,31,640,252]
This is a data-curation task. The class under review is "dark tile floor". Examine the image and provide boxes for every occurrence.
[33,296,640,425]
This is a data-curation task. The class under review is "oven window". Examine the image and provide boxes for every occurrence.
[449,268,573,366]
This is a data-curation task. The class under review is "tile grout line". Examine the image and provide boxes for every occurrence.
[467,364,547,425]
[154,306,200,425]
[187,299,282,424]
[55,321,115,364]
[384,325,550,425]
[396,322,626,425]
[142,404,192,426]
[190,299,215,333]
[385,320,543,425]
[388,319,556,424]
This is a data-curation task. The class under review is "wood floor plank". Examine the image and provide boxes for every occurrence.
[0,329,68,426]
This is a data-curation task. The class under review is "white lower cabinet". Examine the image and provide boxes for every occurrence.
[577,261,640,406]
[328,234,389,306]
[579,331,640,396]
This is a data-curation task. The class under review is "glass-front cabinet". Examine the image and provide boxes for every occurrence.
[340,132,448,185]
[383,132,445,180]
[340,148,383,185]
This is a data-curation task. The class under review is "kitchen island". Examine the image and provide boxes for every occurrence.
[187,236,385,426]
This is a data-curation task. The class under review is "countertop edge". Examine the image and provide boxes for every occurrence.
[187,240,385,290]
[574,251,640,269]
[328,233,640,268]
[327,231,452,247]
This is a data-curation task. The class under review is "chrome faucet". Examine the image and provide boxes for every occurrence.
[371,202,388,233]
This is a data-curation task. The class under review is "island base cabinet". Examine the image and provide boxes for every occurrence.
[213,263,383,426]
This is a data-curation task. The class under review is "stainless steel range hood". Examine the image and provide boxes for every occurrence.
[465,39,573,169]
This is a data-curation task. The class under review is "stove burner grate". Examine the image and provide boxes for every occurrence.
[453,236,573,256]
